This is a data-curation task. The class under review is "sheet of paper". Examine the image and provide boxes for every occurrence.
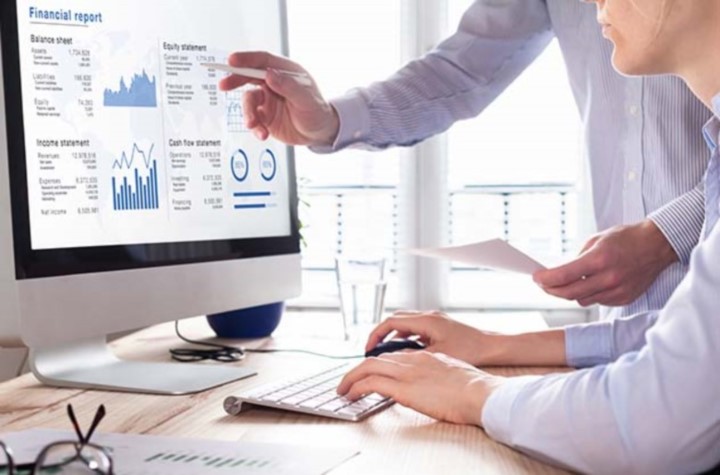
[0,429,359,475]
[409,239,546,275]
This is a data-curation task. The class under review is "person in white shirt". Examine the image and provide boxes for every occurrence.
[333,1,720,472]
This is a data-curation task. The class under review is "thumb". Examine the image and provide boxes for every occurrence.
[580,234,601,254]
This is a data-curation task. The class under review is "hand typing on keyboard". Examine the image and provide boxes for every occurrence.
[224,363,393,421]
[337,351,506,426]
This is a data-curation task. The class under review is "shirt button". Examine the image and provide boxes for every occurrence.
[628,105,639,116]
[353,131,362,139]
[627,171,637,182]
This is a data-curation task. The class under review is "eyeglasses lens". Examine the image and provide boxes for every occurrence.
[35,443,111,474]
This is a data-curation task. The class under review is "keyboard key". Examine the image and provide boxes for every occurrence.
[346,398,379,411]
[280,393,316,406]
[364,393,388,402]
[318,398,352,412]
[299,392,338,409]
[336,405,368,417]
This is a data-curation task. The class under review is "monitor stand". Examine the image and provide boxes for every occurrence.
[29,337,256,395]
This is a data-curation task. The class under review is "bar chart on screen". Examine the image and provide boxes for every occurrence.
[111,143,160,211]
[0,430,358,475]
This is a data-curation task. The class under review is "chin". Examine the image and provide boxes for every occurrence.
[611,53,656,77]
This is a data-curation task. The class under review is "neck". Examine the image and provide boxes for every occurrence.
[681,64,720,111]
[675,16,720,110]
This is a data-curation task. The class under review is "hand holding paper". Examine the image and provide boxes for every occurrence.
[408,239,546,275]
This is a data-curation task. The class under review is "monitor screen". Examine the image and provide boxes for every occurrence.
[1,0,299,278]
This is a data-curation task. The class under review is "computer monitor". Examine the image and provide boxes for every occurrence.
[0,0,301,394]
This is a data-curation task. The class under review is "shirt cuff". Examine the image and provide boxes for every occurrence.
[308,90,371,154]
[648,189,704,265]
[564,321,613,368]
[481,375,542,443]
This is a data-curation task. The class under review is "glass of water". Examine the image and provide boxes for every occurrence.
[335,255,388,341]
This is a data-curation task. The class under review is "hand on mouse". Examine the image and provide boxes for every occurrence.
[336,351,505,426]
[218,51,339,147]
[365,311,501,367]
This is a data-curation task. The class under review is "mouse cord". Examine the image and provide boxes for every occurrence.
[169,320,364,363]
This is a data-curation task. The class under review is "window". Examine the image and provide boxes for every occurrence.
[287,1,587,312]
[287,1,403,307]
[445,1,585,309]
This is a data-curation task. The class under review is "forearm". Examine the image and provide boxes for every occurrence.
[648,183,704,265]
[481,329,566,367]
[314,0,553,152]
[564,310,659,367]
[481,308,660,369]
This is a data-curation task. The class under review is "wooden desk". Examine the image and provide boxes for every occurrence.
[0,312,570,475]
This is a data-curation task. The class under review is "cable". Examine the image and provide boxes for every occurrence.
[169,320,364,363]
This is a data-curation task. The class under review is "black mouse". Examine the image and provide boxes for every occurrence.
[365,339,426,358]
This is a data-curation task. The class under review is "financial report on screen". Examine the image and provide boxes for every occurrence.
[16,1,291,250]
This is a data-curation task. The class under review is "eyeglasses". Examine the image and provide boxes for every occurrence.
[0,404,114,474]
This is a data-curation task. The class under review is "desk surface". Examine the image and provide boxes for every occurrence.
[0,312,570,475]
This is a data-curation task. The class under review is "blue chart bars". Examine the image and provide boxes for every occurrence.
[112,143,160,211]
[104,70,157,107]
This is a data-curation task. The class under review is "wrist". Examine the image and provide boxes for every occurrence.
[466,375,505,426]
[640,219,678,267]
[312,104,340,147]
[475,333,515,366]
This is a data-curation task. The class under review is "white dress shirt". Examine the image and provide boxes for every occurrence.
[482,95,720,475]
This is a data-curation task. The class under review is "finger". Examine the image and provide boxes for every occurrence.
[533,253,602,288]
[264,68,317,109]
[579,234,601,254]
[578,287,634,307]
[365,316,432,353]
[220,52,307,92]
[253,126,270,141]
[227,51,307,74]
[378,350,429,366]
[390,331,414,340]
[218,74,263,92]
[337,358,406,395]
[392,309,422,315]
[540,273,611,301]
[243,88,265,129]
[344,375,401,402]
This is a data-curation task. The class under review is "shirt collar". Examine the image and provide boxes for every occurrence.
[702,93,720,152]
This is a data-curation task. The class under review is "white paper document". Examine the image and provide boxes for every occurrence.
[409,239,546,275]
[0,429,359,475]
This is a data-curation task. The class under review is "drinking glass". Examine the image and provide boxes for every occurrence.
[335,255,388,341]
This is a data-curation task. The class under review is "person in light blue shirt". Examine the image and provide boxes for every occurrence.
[220,1,709,320]
[334,0,720,472]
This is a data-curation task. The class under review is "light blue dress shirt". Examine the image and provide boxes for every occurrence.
[316,0,710,319]
[482,95,720,474]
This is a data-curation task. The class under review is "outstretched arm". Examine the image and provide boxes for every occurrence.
[319,0,554,151]
[219,1,555,151]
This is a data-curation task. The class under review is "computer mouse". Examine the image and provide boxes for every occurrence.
[365,339,426,358]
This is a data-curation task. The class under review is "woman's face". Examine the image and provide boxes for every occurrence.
[587,0,706,76]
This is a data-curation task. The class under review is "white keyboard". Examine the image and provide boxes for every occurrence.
[223,363,393,421]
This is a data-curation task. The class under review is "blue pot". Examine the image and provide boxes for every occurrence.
[207,302,284,338]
